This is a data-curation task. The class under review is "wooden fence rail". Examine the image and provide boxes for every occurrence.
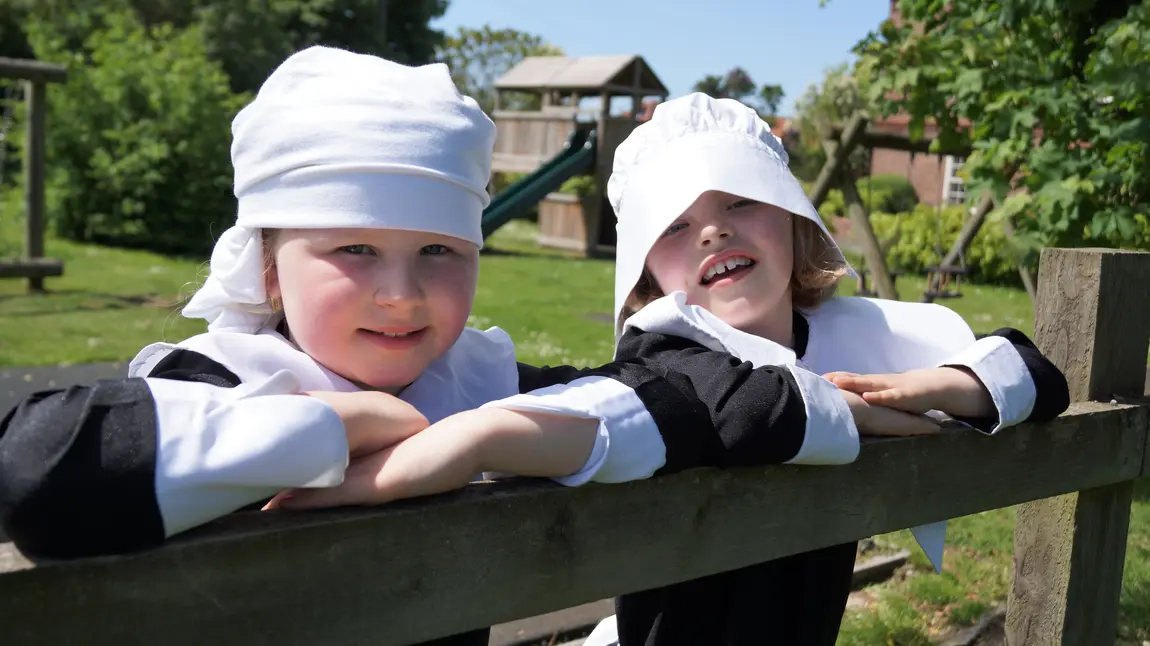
[1,248,1148,646]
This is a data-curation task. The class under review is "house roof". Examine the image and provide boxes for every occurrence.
[494,55,668,96]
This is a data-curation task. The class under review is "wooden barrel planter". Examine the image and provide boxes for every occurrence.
[537,192,596,253]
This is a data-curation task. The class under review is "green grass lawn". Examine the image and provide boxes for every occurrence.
[1,213,1147,643]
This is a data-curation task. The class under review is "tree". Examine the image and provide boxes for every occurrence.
[0,0,450,96]
[22,7,246,253]
[436,25,563,115]
[791,63,873,181]
[692,74,725,99]
[758,84,785,117]
[691,67,785,118]
[854,0,1150,250]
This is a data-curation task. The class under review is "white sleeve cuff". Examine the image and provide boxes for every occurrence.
[784,366,860,465]
[148,370,348,537]
[940,335,1035,433]
[480,375,665,485]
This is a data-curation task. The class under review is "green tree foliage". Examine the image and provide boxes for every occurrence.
[435,25,563,115]
[691,67,785,118]
[1,0,448,253]
[855,0,1150,251]
[1,0,449,95]
[24,8,247,254]
[791,62,875,181]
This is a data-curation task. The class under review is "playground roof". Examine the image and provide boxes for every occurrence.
[494,55,668,96]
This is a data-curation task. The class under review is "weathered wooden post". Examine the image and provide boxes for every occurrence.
[0,57,66,293]
[23,77,47,292]
[1006,248,1150,645]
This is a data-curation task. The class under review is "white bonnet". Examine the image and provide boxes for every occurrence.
[607,93,849,337]
[182,45,495,333]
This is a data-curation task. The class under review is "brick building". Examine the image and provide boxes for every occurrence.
[868,0,970,206]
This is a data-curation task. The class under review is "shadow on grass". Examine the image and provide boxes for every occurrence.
[0,290,178,316]
[1133,476,1150,504]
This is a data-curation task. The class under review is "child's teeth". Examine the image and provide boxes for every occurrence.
[703,257,755,283]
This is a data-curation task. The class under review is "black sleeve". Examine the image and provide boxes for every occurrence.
[951,328,1071,432]
[987,327,1071,422]
[517,329,813,475]
[0,350,242,559]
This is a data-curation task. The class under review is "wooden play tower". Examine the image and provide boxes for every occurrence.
[491,55,667,255]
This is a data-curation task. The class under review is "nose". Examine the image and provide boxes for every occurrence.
[373,261,423,310]
[697,216,732,248]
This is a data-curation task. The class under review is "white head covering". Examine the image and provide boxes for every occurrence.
[607,93,852,338]
[182,45,495,333]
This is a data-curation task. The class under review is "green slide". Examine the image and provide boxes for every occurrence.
[481,126,597,239]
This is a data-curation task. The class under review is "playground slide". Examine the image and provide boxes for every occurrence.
[481,127,597,239]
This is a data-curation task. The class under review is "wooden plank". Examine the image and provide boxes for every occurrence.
[491,152,551,174]
[931,161,1022,292]
[0,57,67,83]
[1006,248,1150,646]
[1000,214,1036,303]
[828,125,973,157]
[1031,249,1150,404]
[492,111,578,122]
[836,164,898,300]
[23,80,47,292]
[809,112,868,208]
[923,192,995,303]
[1,403,1143,646]
[0,258,62,279]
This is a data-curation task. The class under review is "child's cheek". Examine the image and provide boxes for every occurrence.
[425,262,477,334]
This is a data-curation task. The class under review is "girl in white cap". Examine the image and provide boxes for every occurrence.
[0,45,660,553]
[572,93,1070,646]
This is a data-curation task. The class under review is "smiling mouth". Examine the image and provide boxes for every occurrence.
[700,257,757,286]
[359,327,428,346]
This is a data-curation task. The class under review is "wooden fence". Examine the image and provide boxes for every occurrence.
[0,57,66,293]
[1,248,1148,645]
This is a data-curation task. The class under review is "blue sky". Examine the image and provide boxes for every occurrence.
[431,0,892,116]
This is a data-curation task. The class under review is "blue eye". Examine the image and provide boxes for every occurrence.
[662,222,688,237]
[339,244,375,255]
[421,244,452,255]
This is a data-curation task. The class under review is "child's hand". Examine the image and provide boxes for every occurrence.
[263,408,598,510]
[825,367,995,420]
[264,409,485,510]
[838,389,940,436]
[304,390,429,458]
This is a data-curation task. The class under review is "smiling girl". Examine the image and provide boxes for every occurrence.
[575,93,1071,646]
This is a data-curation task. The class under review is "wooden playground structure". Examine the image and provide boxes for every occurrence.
[0,57,66,293]
[490,55,667,255]
[809,112,1037,304]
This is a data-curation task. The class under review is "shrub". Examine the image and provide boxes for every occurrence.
[870,204,1032,285]
[817,174,920,222]
[24,9,248,255]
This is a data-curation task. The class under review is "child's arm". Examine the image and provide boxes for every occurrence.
[0,349,420,559]
[828,327,1071,432]
[269,330,941,510]
[268,408,600,509]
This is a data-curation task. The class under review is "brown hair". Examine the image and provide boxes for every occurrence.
[261,228,284,318]
[616,216,849,330]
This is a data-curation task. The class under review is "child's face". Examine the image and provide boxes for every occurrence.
[645,190,794,333]
[267,227,479,392]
